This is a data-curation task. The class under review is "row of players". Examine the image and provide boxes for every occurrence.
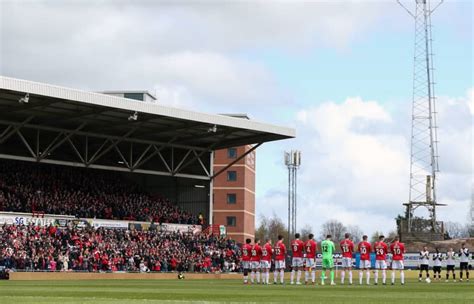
[241,233,471,286]
[418,244,470,282]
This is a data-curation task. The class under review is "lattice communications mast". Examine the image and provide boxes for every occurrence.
[398,0,444,233]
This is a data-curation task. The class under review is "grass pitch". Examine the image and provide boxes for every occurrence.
[0,278,472,304]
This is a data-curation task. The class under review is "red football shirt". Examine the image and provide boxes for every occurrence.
[374,241,388,261]
[340,239,354,258]
[250,244,262,262]
[390,242,405,261]
[358,241,372,260]
[291,239,304,258]
[261,243,273,262]
[241,244,252,261]
[304,239,317,258]
[274,240,286,261]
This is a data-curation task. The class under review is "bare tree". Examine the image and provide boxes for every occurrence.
[320,219,346,242]
[346,225,363,243]
[387,230,398,242]
[370,231,384,243]
[300,224,313,241]
[444,222,470,239]
[255,213,289,242]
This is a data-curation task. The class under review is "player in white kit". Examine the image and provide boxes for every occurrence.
[419,246,430,283]
[432,248,442,281]
[459,243,470,282]
[445,248,456,282]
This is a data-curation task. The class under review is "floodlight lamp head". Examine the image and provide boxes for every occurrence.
[128,111,138,121]
[19,93,29,104]
[207,125,217,133]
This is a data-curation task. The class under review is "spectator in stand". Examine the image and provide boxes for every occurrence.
[0,223,240,274]
[0,159,198,225]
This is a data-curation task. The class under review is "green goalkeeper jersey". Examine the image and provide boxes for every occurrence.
[321,239,335,259]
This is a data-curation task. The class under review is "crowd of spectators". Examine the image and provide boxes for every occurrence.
[0,160,198,224]
[0,224,240,273]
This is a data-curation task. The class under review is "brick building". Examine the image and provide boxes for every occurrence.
[212,145,256,243]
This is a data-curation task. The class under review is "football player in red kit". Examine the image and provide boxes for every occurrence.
[260,239,273,285]
[374,235,388,285]
[241,238,252,284]
[340,233,355,285]
[358,235,372,285]
[250,239,262,284]
[290,233,304,285]
[390,236,406,285]
[273,235,286,284]
[304,234,317,285]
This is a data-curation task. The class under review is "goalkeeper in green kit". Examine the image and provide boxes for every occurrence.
[321,235,336,285]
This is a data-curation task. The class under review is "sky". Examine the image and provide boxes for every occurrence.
[0,0,472,237]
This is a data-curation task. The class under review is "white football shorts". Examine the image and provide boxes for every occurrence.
[260,260,271,269]
[341,257,353,268]
[275,260,286,269]
[242,261,250,269]
[292,257,304,268]
[359,260,371,269]
[375,260,387,270]
[250,261,260,270]
[391,260,404,270]
[304,258,316,268]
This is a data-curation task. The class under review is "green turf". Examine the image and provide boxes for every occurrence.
[0,279,472,304]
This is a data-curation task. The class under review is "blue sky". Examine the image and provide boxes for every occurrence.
[1,0,472,236]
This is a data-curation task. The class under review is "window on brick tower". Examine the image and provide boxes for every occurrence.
[227,171,237,181]
[227,148,237,159]
[227,193,236,204]
[226,216,236,227]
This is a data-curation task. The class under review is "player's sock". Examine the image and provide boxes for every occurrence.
[341,270,345,284]
[305,270,309,282]
[391,271,395,284]
[274,270,278,283]
[256,271,260,283]
[401,271,405,284]
[366,270,370,284]
[251,272,256,283]
[330,270,334,283]
[280,269,284,284]
[321,271,326,283]
[349,271,353,284]
[297,270,302,283]
[419,272,422,280]
[453,272,456,280]
[460,271,463,279]
[467,271,469,279]
[374,270,378,284]
[311,270,316,283]
[359,271,363,285]
[290,270,295,283]
[446,272,449,280]
[382,270,386,284]
[244,275,248,283]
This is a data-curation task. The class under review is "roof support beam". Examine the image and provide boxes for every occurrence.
[0,153,210,180]
[0,119,208,151]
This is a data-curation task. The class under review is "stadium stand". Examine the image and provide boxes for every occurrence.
[0,159,197,224]
[0,224,240,273]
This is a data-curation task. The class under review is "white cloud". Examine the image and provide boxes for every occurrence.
[0,0,385,113]
[257,89,473,237]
